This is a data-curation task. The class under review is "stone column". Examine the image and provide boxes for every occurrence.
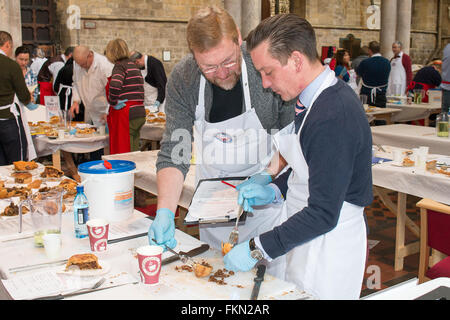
[396,0,412,54]
[224,0,242,32]
[0,0,22,50]
[380,0,397,59]
[241,0,261,40]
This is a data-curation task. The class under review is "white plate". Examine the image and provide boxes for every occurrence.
[435,157,450,166]
[57,260,110,277]
[390,162,406,167]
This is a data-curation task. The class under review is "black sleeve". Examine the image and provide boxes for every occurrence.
[272,168,292,199]
[146,56,167,103]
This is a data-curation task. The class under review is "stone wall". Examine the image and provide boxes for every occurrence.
[54,0,223,74]
[50,0,450,73]
[0,0,22,51]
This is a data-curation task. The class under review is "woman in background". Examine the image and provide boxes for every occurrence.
[105,39,145,154]
[334,49,351,82]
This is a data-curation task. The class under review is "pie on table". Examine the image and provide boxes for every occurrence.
[65,253,102,271]
[13,161,38,171]
[40,166,64,178]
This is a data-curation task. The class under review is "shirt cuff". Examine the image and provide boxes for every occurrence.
[269,183,283,203]
[255,236,273,262]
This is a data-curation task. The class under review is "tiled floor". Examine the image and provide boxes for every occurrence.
[134,187,422,298]
[361,192,421,297]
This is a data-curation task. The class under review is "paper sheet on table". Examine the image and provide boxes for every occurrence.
[108,215,152,242]
[187,180,241,220]
[1,269,136,300]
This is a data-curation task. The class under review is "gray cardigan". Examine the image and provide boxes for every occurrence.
[156,43,295,178]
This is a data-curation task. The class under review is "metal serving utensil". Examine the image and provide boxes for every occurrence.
[228,205,244,246]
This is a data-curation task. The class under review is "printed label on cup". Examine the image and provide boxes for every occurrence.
[137,245,163,285]
[87,219,109,252]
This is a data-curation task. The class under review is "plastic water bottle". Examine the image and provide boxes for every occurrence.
[73,185,89,238]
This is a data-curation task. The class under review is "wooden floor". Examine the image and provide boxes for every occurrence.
[134,188,422,299]
[361,192,421,297]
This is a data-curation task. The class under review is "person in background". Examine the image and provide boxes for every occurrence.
[15,46,37,88]
[351,45,369,86]
[30,47,47,78]
[37,46,74,105]
[70,45,113,161]
[226,14,371,299]
[334,49,351,82]
[387,41,412,96]
[356,41,391,108]
[0,31,38,165]
[323,46,336,70]
[105,39,145,154]
[441,43,450,113]
[406,60,442,103]
[130,51,167,112]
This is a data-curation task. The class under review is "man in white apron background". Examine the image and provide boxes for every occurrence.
[224,14,373,300]
[0,31,39,165]
[130,51,167,112]
[148,6,294,277]
[387,41,412,97]
[356,41,391,110]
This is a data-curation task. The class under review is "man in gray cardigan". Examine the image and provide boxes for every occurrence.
[149,7,294,262]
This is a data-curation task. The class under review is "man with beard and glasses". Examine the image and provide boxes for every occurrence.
[148,6,294,278]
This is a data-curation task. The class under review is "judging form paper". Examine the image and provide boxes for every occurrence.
[187,179,242,221]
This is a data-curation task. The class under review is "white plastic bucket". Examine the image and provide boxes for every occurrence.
[78,160,136,222]
[428,89,442,106]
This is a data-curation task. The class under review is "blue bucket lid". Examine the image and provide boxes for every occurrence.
[78,160,136,174]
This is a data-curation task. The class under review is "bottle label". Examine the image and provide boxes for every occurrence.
[77,207,89,225]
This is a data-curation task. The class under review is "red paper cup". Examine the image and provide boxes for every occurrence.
[86,219,109,252]
[136,245,163,285]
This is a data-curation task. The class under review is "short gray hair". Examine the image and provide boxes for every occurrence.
[392,41,403,48]
[129,51,142,61]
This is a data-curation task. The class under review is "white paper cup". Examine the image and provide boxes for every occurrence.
[98,125,106,135]
[58,129,65,140]
[43,233,61,259]
[86,218,109,252]
[137,245,163,285]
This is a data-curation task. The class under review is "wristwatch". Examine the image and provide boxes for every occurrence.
[249,238,263,261]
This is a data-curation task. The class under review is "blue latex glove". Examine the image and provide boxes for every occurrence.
[236,171,272,191]
[148,208,177,251]
[25,103,39,111]
[112,99,128,110]
[152,100,161,109]
[223,240,258,272]
[238,184,275,212]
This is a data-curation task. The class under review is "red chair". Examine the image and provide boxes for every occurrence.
[416,199,450,284]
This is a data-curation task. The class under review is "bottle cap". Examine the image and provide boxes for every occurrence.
[76,185,84,193]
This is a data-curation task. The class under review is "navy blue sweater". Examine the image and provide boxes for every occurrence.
[260,79,373,259]
[356,55,391,96]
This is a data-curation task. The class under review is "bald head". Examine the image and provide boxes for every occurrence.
[73,45,93,70]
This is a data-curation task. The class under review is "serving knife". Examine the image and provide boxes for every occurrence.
[9,259,68,274]
[250,263,266,300]
[161,243,210,266]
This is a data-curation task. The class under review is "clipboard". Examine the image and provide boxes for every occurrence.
[184,176,248,225]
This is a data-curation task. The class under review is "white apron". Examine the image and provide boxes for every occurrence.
[0,99,36,160]
[274,67,367,299]
[387,53,406,96]
[195,57,285,278]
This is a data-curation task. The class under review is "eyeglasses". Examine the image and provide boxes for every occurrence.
[199,48,239,74]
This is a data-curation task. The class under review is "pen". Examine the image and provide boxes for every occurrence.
[221,180,236,189]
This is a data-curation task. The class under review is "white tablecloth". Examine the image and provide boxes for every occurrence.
[0,210,309,300]
[371,124,450,156]
[386,102,441,122]
[33,134,109,157]
[372,145,450,205]
[139,123,165,141]
[103,150,196,209]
